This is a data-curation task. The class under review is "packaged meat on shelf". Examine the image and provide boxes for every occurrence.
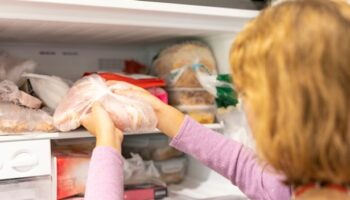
[53,74,158,132]
[84,72,168,103]
[0,80,42,109]
[0,102,55,134]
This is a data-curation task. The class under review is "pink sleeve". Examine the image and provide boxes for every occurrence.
[170,116,291,200]
[84,146,124,200]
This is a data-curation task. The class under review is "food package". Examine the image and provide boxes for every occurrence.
[53,74,157,132]
[0,103,54,134]
[56,155,89,200]
[193,64,238,108]
[167,88,214,106]
[22,73,71,110]
[123,135,183,161]
[154,157,188,184]
[153,42,217,88]
[124,184,168,200]
[83,72,165,89]
[0,80,42,109]
[0,51,36,85]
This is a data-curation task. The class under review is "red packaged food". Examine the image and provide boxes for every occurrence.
[56,155,89,200]
[83,72,165,89]
[124,184,168,200]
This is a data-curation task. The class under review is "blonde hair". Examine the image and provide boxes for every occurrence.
[230,0,350,185]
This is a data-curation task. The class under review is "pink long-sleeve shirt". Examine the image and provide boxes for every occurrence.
[84,116,291,200]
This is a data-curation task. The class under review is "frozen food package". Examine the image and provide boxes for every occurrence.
[0,51,37,85]
[0,102,55,134]
[22,73,71,110]
[153,41,217,88]
[53,74,157,132]
[0,80,42,109]
[56,155,89,200]
[154,157,188,184]
[167,88,214,106]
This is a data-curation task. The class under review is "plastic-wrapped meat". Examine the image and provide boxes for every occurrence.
[0,103,54,134]
[53,75,157,132]
[0,80,42,109]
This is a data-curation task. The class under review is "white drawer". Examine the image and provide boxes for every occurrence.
[0,140,51,180]
[0,176,51,200]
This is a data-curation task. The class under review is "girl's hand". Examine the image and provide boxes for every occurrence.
[107,81,185,138]
[82,103,123,153]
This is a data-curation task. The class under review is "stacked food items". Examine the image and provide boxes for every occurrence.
[53,137,186,200]
[123,135,187,184]
[153,42,218,124]
[53,72,167,133]
[0,51,57,134]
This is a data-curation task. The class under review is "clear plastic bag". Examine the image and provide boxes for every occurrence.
[216,105,255,149]
[192,63,239,108]
[124,153,165,186]
[0,103,55,134]
[0,80,42,109]
[53,74,158,132]
[153,41,217,88]
[0,51,36,85]
[22,73,71,110]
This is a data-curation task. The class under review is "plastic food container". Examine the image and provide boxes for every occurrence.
[154,157,188,184]
[167,88,214,106]
[176,105,216,124]
[122,135,183,161]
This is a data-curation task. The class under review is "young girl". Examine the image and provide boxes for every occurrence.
[82,0,350,199]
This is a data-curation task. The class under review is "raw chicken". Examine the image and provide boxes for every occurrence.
[53,75,157,132]
[0,102,54,133]
[0,80,42,109]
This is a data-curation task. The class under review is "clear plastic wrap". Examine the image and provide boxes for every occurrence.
[193,64,238,108]
[0,103,55,134]
[22,73,71,110]
[0,51,37,85]
[53,74,157,132]
[153,42,217,88]
[124,153,165,186]
[0,80,42,109]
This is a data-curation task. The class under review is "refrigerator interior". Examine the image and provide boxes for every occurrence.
[1,34,247,199]
[0,1,258,199]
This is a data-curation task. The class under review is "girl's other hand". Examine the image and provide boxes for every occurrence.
[82,103,123,153]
